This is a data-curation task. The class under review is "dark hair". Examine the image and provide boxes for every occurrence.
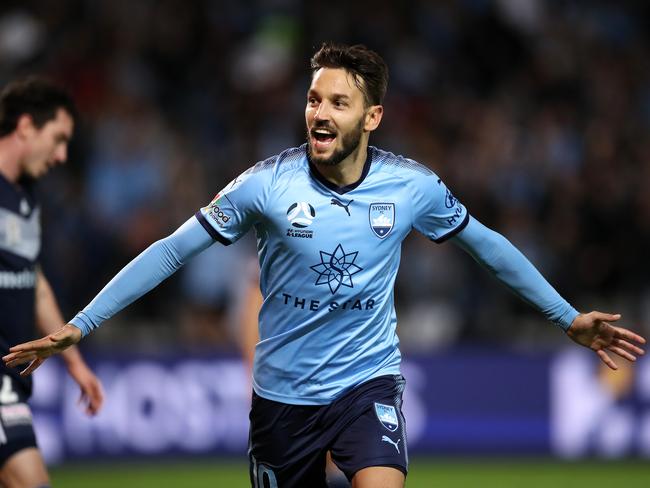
[0,77,77,137]
[310,42,388,107]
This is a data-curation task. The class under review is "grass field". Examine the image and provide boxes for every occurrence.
[50,458,650,487]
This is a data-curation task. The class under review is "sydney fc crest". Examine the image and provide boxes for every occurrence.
[369,203,395,239]
[375,403,399,432]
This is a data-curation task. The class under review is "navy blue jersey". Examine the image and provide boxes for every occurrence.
[0,174,40,396]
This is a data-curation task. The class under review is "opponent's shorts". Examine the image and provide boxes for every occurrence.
[248,375,408,488]
[0,374,38,467]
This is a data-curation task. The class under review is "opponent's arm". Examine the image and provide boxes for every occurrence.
[451,216,645,368]
[34,269,104,414]
[4,216,215,374]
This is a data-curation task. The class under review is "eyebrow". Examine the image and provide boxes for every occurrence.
[307,89,352,101]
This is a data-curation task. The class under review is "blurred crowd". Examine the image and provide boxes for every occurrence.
[1,0,649,353]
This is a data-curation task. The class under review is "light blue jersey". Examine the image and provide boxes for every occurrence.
[195,145,469,404]
[70,144,578,406]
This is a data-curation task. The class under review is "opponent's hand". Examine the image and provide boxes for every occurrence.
[66,359,104,416]
[567,312,646,370]
[2,324,82,376]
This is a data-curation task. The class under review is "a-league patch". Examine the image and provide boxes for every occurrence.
[369,203,395,239]
[374,402,398,432]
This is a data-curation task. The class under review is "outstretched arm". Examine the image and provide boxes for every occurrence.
[452,216,645,369]
[4,216,215,374]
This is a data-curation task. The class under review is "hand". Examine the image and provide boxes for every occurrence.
[567,312,646,370]
[2,324,82,376]
[66,359,104,416]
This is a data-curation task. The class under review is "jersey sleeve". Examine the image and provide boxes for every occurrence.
[451,216,579,331]
[409,170,469,243]
[195,164,272,245]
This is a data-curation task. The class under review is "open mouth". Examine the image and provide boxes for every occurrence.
[311,128,337,148]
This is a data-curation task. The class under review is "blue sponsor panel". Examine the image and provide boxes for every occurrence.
[550,350,650,458]
[26,350,574,463]
[30,354,251,464]
[401,351,551,455]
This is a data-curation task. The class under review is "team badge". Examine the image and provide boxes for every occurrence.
[375,403,399,432]
[369,203,395,239]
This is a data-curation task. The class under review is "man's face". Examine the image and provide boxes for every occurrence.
[305,68,367,166]
[21,108,74,179]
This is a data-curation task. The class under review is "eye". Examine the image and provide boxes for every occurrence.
[307,97,318,106]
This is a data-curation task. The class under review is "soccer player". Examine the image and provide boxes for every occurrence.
[0,78,104,488]
[3,44,645,488]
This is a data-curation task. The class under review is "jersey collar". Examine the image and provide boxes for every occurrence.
[307,146,373,195]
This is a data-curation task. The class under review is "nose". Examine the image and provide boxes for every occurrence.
[54,144,68,164]
[314,102,331,121]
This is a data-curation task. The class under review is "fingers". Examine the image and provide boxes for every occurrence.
[3,351,38,368]
[607,346,637,362]
[20,358,44,376]
[614,327,647,346]
[75,373,105,416]
[612,338,645,356]
[591,312,621,323]
[83,382,104,416]
[91,382,105,413]
[77,392,98,416]
[597,349,618,370]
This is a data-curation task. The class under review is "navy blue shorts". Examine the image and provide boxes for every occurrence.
[248,375,408,488]
[0,374,38,467]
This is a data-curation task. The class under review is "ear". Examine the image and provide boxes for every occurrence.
[364,105,384,132]
[15,114,36,140]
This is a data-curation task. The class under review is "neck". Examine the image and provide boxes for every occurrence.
[0,136,22,183]
[312,139,369,188]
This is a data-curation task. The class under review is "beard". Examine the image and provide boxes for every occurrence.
[307,117,364,167]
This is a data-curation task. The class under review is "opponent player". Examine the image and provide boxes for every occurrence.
[0,78,104,488]
[4,44,645,488]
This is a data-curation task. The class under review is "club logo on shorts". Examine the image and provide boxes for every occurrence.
[369,203,395,239]
[286,202,316,228]
[374,402,399,432]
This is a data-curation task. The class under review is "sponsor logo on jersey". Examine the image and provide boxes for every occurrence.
[445,188,457,208]
[0,403,33,427]
[310,244,362,294]
[331,198,353,216]
[375,403,399,432]
[0,270,36,289]
[206,193,230,226]
[280,292,375,313]
[369,203,395,239]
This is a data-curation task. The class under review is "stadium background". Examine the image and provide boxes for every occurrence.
[2,0,650,486]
